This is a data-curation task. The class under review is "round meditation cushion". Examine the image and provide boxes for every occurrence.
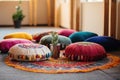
[40,35,72,50]
[58,29,76,37]
[32,31,52,43]
[3,32,33,40]
[64,42,106,61]
[69,31,98,43]
[9,43,52,61]
[85,36,120,51]
[0,38,32,53]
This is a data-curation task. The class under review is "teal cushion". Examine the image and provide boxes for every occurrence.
[40,35,72,50]
[69,31,98,43]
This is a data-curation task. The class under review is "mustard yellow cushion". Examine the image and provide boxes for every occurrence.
[4,32,33,40]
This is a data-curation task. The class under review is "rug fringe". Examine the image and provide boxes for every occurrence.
[5,54,120,74]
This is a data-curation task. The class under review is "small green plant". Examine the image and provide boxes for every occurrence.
[12,0,25,21]
[51,31,58,46]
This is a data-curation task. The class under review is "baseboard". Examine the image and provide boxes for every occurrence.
[59,25,68,29]
[0,24,54,27]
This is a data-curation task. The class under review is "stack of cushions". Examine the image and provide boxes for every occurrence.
[69,31,98,43]
[3,32,33,40]
[40,35,72,50]
[9,43,52,61]
[32,31,52,43]
[85,36,120,51]
[58,29,76,37]
[64,42,106,61]
[0,38,32,53]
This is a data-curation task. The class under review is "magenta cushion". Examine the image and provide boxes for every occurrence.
[0,38,32,53]
[58,29,76,37]
[64,42,106,61]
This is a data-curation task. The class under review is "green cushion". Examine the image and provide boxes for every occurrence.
[40,35,72,50]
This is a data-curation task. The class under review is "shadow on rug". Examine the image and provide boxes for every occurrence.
[5,54,120,74]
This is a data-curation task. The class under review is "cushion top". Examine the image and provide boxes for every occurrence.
[4,32,33,40]
[69,31,98,43]
[9,43,52,61]
[0,38,32,53]
[64,42,106,61]
[85,36,120,51]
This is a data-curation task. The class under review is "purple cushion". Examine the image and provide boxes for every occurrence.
[0,38,32,53]
[58,29,76,37]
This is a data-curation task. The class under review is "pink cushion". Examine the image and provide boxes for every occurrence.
[64,42,106,61]
[0,38,32,53]
[58,29,76,37]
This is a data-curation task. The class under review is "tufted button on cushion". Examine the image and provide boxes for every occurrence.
[64,42,106,61]
[3,32,33,40]
[9,43,52,61]
[69,31,98,43]
[40,35,72,50]
[58,29,76,37]
[0,38,32,53]
[85,36,120,51]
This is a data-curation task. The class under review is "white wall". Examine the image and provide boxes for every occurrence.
[0,1,29,25]
[0,0,50,25]
[81,2,104,35]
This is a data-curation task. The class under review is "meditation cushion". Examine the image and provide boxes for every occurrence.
[0,38,32,53]
[32,31,52,43]
[58,29,76,37]
[9,43,51,61]
[69,31,98,43]
[40,35,72,50]
[85,36,120,51]
[3,32,33,40]
[64,42,106,61]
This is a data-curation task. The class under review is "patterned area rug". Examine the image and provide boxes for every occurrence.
[5,54,120,74]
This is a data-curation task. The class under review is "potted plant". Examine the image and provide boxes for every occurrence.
[12,0,25,28]
[50,31,60,59]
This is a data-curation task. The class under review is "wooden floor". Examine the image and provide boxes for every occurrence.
[0,27,120,80]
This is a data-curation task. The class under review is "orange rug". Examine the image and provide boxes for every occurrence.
[5,54,120,74]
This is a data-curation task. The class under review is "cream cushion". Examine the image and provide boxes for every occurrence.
[9,43,51,61]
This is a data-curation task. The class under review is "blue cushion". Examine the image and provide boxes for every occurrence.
[69,31,98,43]
[85,36,120,51]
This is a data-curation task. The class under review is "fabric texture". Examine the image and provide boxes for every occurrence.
[3,32,33,40]
[40,35,72,50]
[0,38,32,53]
[5,54,120,73]
[69,31,98,43]
[32,31,52,43]
[64,42,106,61]
[85,36,120,51]
[9,43,51,61]
[58,29,76,37]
